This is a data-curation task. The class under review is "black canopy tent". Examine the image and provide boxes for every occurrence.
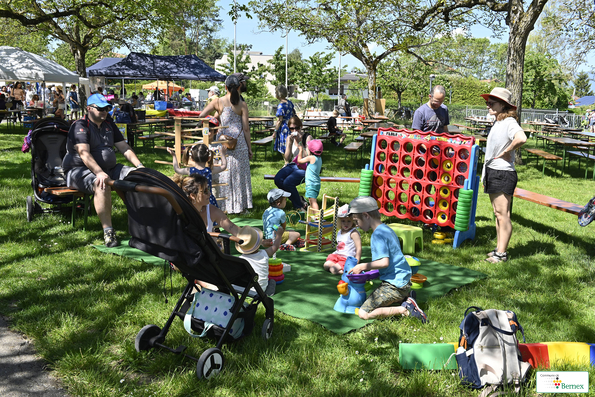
[88,52,226,81]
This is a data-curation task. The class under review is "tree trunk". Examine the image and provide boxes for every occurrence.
[365,65,376,118]
[397,91,402,109]
[72,44,88,112]
[504,0,548,165]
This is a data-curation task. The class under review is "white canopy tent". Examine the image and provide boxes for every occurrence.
[0,46,90,109]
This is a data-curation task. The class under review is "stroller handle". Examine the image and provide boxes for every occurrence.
[108,179,184,215]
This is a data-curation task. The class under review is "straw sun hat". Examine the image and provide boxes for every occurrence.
[235,226,263,255]
[480,87,517,109]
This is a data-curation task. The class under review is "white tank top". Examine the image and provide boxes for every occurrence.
[334,227,358,257]
[204,204,213,232]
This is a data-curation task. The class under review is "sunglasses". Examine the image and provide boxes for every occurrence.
[486,100,499,107]
[91,105,111,112]
[289,127,300,131]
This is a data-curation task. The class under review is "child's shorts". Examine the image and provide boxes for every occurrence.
[281,231,290,244]
[325,253,347,269]
[360,281,412,313]
[305,183,320,199]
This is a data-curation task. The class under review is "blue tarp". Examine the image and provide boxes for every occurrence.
[87,52,225,81]
[574,96,595,107]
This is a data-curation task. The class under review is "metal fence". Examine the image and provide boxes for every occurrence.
[465,106,584,128]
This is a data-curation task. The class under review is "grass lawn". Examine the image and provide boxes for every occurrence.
[1,121,595,396]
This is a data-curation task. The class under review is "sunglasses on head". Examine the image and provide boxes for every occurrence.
[91,105,110,112]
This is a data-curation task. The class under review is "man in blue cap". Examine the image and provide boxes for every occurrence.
[62,93,144,247]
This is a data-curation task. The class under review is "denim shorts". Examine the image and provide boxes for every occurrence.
[483,167,518,196]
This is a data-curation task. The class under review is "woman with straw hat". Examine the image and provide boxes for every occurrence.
[480,87,527,263]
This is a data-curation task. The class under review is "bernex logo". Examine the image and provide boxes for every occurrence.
[536,371,589,393]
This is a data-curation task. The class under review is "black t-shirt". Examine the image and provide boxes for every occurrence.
[327,116,338,134]
[62,116,125,172]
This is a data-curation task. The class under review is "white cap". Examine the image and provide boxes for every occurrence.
[348,196,379,214]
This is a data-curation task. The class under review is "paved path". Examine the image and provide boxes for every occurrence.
[0,316,69,397]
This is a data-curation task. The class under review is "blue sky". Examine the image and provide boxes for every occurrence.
[217,1,593,89]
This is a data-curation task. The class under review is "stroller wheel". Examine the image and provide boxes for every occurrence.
[26,196,34,222]
[261,318,274,340]
[197,348,224,380]
[135,324,161,352]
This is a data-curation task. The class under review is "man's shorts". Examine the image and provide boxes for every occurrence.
[66,164,134,194]
[360,281,412,313]
[483,167,517,197]
[325,253,348,269]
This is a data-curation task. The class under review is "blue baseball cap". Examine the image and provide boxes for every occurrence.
[87,93,112,109]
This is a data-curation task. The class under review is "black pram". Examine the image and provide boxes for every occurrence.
[25,118,90,226]
[109,168,274,379]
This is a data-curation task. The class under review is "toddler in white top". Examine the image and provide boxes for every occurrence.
[323,204,362,274]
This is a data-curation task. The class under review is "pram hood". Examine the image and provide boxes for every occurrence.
[30,118,71,189]
[116,168,255,289]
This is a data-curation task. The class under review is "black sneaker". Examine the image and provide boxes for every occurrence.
[104,229,120,248]
[401,297,427,324]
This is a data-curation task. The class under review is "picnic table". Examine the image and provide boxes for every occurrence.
[127,118,172,147]
[543,136,595,176]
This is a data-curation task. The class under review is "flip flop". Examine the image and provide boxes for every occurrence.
[578,196,595,227]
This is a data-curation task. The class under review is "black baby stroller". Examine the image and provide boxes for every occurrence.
[25,118,91,226]
[108,168,275,379]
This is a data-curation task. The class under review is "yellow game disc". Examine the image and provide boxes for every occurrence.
[444,238,454,243]
[442,159,453,172]
[441,173,452,184]
[432,239,446,244]
[437,212,448,224]
[438,199,449,211]
[439,186,451,198]
[433,232,446,240]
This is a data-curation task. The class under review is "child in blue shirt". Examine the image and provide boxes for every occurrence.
[348,196,427,323]
[297,139,323,211]
[263,188,302,250]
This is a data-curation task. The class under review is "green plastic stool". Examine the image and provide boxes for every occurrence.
[387,223,423,255]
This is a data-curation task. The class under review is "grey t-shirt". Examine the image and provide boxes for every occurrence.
[412,103,449,132]
[482,117,523,179]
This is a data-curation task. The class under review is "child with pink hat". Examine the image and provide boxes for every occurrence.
[297,139,323,210]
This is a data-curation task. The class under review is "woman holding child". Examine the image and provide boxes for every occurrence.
[199,75,253,214]
[274,115,313,211]
[480,87,527,263]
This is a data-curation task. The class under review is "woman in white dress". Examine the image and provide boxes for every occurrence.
[200,75,253,214]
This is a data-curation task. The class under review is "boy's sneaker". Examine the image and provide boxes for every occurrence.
[104,229,120,248]
[279,243,296,251]
[401,297,427,324]
[578,195,595,227]
[293,238,305,248]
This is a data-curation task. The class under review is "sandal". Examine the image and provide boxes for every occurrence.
[485,252,508,263]
[487,249,497,258]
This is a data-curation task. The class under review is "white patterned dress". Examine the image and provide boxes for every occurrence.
[217,107,253,214]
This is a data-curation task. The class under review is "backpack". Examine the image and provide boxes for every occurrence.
[114,109,132,124]
[455,307,531,396]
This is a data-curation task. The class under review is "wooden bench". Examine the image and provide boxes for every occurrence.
[513,188,582,215]
[252,135,274,160]
[137,133,174,147]
[524,148,562,176]
[344,142,364,166]
[264,175,361,183]
[567,151,595,179]
[43,187,92,229]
